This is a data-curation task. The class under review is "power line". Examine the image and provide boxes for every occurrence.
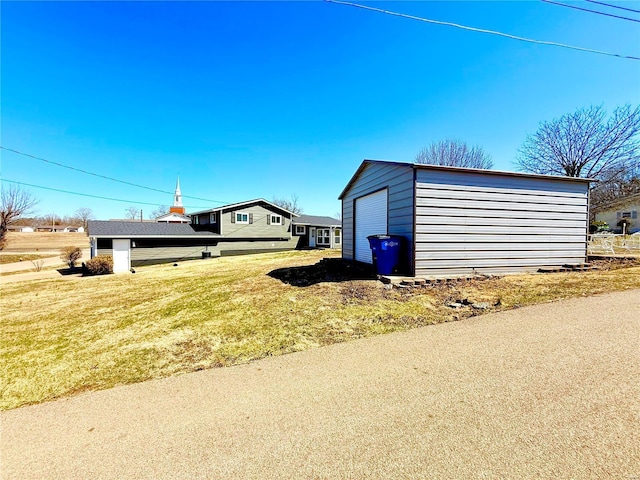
[585,0,640,14]
[542,0,640,23]
[0,146,229,204]
[0,178,210,209]
[325,0,640,61]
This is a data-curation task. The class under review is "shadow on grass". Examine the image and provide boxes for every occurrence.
[56,266,84,276]
[268,258,376,287]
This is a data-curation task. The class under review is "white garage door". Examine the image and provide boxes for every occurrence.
[355,189,388,263]
[112,239,131,273]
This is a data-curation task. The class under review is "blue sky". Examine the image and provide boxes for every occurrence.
[2,1,639,220]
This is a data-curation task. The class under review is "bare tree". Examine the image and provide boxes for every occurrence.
[272,194,303,215]
[590,171,640,219]
[1,184,38,249]
[74,207,94,229]
[516,105,640,181]
[149,205,168,220]
[125,206,140,220]
[41,212,61,228]
[415,139,493,169]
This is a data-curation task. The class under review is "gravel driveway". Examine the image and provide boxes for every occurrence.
[2,289,639,479]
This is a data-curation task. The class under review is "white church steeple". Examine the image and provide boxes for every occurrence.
[174,177,183,207]
[169,177,186,215]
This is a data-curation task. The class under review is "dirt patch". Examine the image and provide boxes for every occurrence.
[269,257,375,286]
[590,257,640,270]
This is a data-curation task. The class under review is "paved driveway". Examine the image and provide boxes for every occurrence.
[2,290,639,479]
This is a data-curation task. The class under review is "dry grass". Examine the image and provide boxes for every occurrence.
[0,254,50,265]
[1,250,639,410]
[2,232,89,252]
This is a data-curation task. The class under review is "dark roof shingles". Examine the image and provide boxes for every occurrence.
[293,215,341,227]
[87,220,216,237]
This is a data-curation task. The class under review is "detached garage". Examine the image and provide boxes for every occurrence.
[339,160,591,277]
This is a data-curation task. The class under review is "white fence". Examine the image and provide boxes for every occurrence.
[588,233,640,255]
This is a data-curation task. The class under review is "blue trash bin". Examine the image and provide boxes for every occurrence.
[367,235,404,275]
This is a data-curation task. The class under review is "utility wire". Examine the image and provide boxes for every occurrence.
[585,0,640,14]
[325,0,640,61]
[0,146,229,204]
[542,0,640,23]
[0,178,210,209]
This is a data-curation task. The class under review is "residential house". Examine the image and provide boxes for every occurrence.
[89,198,299,272]
[593,193,640,234]
[292,215,342,249]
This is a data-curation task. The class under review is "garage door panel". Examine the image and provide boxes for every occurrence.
[355,190,388,263]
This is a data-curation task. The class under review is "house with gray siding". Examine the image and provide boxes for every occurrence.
[190,199,297,246]
[88,221,220,273]
[292,215,342,249]
[88,199,299,272]
[339,159,591,277]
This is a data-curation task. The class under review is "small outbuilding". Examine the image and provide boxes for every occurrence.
[339,160,591,277]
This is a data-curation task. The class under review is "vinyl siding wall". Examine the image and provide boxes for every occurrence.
[415,169,589,276]
[96,248,112,257]
[594,201,640,234]
[129,238,298,266]
[342,162,414,270]
[221,204,293,239]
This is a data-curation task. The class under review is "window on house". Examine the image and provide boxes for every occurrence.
[269,214,282,225]
[192,216,199,225]
[295,225,306,235]
[622,211,632,218]
[235,213,249,224]
[334,229,341,244]
[210,212,216,224]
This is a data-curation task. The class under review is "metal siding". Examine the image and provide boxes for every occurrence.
[416,242,585,252]
[416,196,585,213]
[355,189,388,263]
[416,206,586,221]
[416,233,585,243]
[417,216,586,228]
[415,186,588,206]
[341,162,414,263]
[416,225,586,235]
[415,169,589,276]
[417,169,588,195]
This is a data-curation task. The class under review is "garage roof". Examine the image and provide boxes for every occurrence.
[338,159,593,200]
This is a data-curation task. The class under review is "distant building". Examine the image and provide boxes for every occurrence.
[594,193,640,234]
